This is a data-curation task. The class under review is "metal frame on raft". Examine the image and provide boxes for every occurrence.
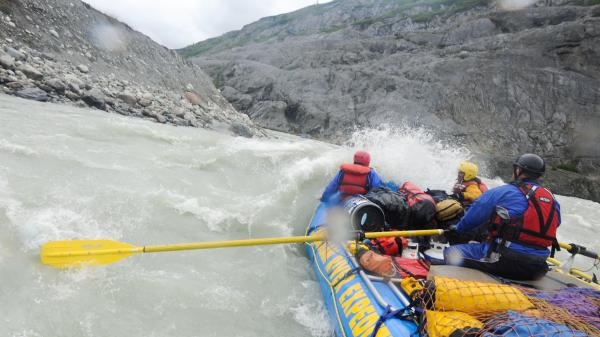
[547,257,600,290]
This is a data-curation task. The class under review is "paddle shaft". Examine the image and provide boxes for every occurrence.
[145,229,444,253]
[44,229,445,257]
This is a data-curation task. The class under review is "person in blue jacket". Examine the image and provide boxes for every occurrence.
[444,154,561,280]
[320,150,384,202]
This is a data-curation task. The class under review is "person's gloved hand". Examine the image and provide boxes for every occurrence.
[450,192,464,202]
[452,183,464,194]
[445,224,458,235]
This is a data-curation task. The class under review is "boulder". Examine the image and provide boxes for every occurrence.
[6,81,24,90]
[15,87,50,102]
[184,91,202,105]
[138,98,152,107]
[117,91,137,105]
[64,74,84,93]
[41,52,56,61]
[82,88,106,110]
[77,64,89,73]
[0,53,14,69]
[4,47,26,61]
[230,122,255,138]
[37,83,54,93]
[45,78,66,93]
[65,90,80,101]
[17,64,43,80]
[154,113,167,123]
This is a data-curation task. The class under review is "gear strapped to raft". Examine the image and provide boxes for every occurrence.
[331,266,361,289]
[399,276,600,337]
[369,303,421,337]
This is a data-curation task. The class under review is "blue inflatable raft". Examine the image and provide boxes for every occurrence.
[305,202,418,337]
[305,200,600,337]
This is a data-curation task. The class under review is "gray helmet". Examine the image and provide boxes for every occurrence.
[514,153,545,175]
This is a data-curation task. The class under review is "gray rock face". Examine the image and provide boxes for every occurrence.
[248,100,290,132]
[82,88,106,110]
[185,1,600,201]
[0,0,263,138]
[15,87,50,101]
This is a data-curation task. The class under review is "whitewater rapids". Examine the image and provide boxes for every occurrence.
[0,94,598,337]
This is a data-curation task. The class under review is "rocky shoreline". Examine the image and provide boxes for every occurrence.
[0,0,263,138]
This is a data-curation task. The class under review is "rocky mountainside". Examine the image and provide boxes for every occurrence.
[182,0,600,201]
[0,0,262,137]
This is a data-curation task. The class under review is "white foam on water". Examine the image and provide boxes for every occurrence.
[19,207,119,251]
[289,301,332,337]
[0,139,38,156]
[346,125,471,189]
[10,330,44,337]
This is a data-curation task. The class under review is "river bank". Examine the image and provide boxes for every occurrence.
[0,0,262,137]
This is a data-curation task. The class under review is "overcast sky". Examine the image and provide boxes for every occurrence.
[84,0,332,49]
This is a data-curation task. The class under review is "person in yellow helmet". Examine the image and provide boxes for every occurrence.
[452,161,488,207]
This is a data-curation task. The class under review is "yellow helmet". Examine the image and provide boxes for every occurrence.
[458,161,478,181]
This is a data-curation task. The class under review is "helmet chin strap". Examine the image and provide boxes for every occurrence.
[513,166,522,183]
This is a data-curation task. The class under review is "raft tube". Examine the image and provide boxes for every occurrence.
[306,202,418,337]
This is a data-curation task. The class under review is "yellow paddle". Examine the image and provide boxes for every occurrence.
[40,229,444,269]
[558,242,600,260]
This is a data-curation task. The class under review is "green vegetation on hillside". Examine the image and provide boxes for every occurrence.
[0,0,12,14]
[180,36,226,58]
[320,25,347,33]
[555,163,579,173]
[349,0,490,27]
[179,0,492,57]
[572,0,600,5]
[411,0,490,22]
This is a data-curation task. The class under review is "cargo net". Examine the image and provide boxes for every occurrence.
[400,276,600,337]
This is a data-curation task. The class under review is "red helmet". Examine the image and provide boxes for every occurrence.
[354,150,371,166]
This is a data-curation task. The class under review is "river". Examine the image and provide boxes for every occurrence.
[0,94,598,337]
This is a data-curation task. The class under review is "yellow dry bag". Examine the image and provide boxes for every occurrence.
[426,310,483,337]
[435,199,463,221]
[430,276,533,314]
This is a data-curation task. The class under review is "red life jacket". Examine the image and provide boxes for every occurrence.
[490,182,559,249]
[370,237,408,256]
[399,181,435,206]
[398,181,437,227]
[392,257,430,279]
[339,164,371,197]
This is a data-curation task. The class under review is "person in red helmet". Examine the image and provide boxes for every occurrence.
[320,150,384,202]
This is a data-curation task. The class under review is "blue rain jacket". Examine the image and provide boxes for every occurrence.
[454,180,561,258]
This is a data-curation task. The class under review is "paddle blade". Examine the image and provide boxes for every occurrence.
[40,240,142,268]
